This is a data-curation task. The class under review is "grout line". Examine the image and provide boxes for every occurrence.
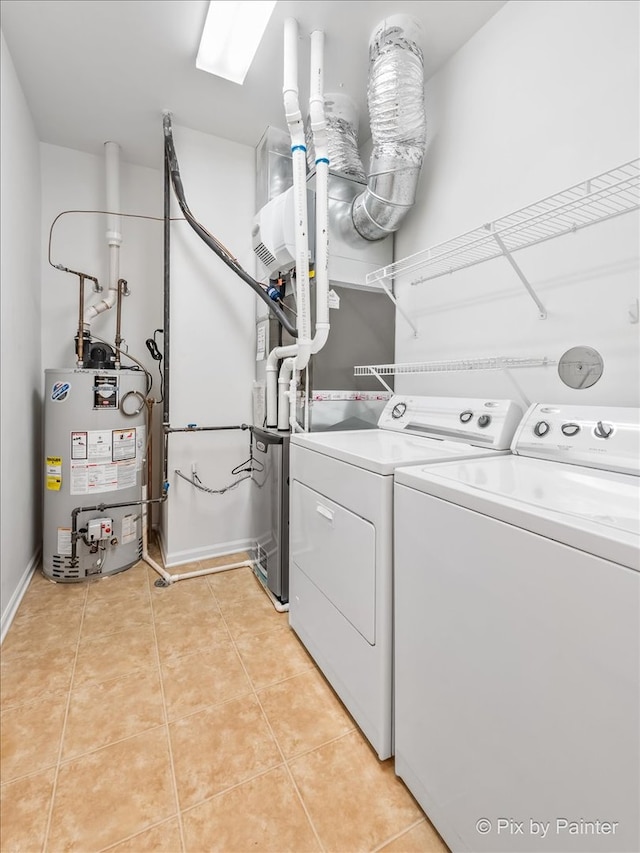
[96,815,179,853]
[217,593,327,853]
[55,720,167,767]
[40,578,88,853]
[279,727,358,763]
[369,817,427,853]
[179,760,288,814]
[146,561,188,853]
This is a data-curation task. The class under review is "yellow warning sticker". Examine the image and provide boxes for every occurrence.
[46,456,62,491]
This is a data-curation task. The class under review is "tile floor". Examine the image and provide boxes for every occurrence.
[1,545,449,853]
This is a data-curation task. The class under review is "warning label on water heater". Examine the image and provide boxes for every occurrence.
[68,426,144,495]
[46,456,62,491]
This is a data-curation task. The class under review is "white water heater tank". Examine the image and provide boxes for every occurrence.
[43,367,147,582]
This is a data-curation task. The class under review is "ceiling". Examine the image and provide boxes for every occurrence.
[1,0,507,170]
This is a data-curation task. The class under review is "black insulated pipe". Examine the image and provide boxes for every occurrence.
[163,149,171,483]
[162,113,298,338]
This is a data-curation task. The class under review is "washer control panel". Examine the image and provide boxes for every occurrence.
[512,403,640,474]
[377,396,523,450]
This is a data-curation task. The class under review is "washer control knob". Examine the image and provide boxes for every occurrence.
[477,414,491,428]
[594,420,613,439]
[534,420,550,437]
[460,410,473,424]
[561,422,580,437]
[391,402,407,420]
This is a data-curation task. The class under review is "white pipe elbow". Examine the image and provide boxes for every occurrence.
[310,325,329,355]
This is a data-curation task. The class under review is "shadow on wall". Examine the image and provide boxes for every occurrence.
[33,386,44,551]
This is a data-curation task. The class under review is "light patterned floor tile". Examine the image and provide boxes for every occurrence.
[154,609,230,662]
[13,578,86,619]
[161,640,251,721]
[1,606,83,661]
[182,765,321,852]
[63,668,165,760]
[0,646,74,709]
[150,576,218,620]
[221,591,288,639]
[73,624,157,687]
[206,565,265,605]
[0,692,67,781]
[289,730,423,852]
[258,668,356,758]
[81,592,154,639]
[234,624,315,689]
[169,694,282,809]
[48,728,176,851]
[0,768,55,853]
[86,563,151,602]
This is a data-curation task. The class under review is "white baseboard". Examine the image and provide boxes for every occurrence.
[159,533,254,569]
[1,548,41,645]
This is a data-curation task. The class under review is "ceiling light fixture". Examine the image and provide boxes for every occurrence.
[196,0,277,85]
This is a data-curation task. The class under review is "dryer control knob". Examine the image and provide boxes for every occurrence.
[391,402,407,420]
[477,414,491,428]
[561,422,580,437]
[459,410,473,423]
[594,421,613,439]
[534,420,550,437]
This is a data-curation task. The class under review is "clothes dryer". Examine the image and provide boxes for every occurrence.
[289,395,523,759]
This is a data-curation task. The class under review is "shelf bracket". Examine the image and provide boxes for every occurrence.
[488,228,547,319]
[500,367,531,409]
[377,277,419,337]
[369,368,394,394]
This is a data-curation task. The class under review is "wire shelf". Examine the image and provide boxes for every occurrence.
[354,356,556,377]
[366,159,640,288]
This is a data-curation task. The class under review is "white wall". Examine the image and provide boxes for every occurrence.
[0,32,42,638]
[393,0,639,407]
[162,124,257,566]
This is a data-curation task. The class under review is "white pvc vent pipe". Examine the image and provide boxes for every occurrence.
[84,141,123,323]
[266,19,329,431]
[352,15,426,241]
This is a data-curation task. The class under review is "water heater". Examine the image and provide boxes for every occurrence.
[43,367,147,582]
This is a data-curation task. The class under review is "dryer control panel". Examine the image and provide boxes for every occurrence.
[512,403,640,475]
[377,396,523,451]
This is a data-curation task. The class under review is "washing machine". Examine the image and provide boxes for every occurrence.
[288,395,523,759]
[393,403,640,852]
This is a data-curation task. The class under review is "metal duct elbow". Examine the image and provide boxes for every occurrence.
[352,15,426,242]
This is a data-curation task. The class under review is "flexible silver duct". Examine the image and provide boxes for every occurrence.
[352,15,426,241]
[305,92,366,182]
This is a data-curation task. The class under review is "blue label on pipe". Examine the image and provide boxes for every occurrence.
[291,145,307,153]
[315,158,330,165]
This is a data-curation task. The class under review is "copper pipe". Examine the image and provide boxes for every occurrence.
[77,274,85,364]
[69,270,98,365]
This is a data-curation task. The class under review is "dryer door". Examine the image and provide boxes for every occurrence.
[291,480,376,644]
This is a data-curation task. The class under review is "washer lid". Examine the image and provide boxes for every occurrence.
[290,429,505,475]
[395,455,640,570]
